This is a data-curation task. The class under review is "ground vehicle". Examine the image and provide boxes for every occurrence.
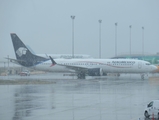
[19,70,30,76]
[144,100,159,119]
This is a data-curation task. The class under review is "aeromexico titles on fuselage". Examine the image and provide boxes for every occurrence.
[99,60,135,67]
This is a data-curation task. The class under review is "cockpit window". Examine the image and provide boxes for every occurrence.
[147,101,153,107]
[145,63,150,65]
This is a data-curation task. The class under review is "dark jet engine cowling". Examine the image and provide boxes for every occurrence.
[87,68,103,76]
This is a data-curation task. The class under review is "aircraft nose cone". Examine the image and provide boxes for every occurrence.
[151,65,158,72]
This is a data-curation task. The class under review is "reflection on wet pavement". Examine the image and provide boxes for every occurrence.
[0,74,159,120]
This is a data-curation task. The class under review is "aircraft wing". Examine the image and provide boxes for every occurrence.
[49,56,103,78]
[60,63,88,71]
[49,56,89,72]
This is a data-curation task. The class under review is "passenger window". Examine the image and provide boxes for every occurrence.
[147,101,153,107]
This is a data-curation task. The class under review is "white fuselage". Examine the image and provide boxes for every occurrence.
[33,59,157,74]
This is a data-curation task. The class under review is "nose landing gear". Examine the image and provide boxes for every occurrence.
[141,74,145,80]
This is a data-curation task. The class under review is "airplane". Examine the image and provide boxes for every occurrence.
[10,33,157,79]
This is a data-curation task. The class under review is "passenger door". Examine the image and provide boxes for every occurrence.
[138,62,142,69]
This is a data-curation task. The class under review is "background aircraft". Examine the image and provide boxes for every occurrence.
[24,37,93,59]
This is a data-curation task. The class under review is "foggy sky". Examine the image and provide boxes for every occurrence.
[0,0,159,60]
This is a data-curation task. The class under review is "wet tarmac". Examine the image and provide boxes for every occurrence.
[0,73,159,120]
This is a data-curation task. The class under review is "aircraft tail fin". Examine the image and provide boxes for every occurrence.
[10,33,49,67]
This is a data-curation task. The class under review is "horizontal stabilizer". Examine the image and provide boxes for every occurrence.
[5,57,26,65]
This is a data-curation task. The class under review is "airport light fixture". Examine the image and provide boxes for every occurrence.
[71,15,75,58]
[115,22,118,57]
[129,25,132,56]
[98,20,102,58]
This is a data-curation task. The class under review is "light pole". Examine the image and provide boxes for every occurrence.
[129,25,132,56]
[8,55,9,75]
[4,62,5,69]
[71,15,75,58]
[142,27,144,55]
[98,20,102,58]
[115,23,118,57]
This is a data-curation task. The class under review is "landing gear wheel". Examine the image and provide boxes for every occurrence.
[141,74,145,80]
[77,72,86,79]
[117,73,120,77]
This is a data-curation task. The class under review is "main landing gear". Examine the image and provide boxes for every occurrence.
[141,74,148,80]
[77,72,86,79]
[141,74,145,80]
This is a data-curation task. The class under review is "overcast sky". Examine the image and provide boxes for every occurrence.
[0,0,159,60]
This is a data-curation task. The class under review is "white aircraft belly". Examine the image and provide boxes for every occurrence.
[103,65,141,73]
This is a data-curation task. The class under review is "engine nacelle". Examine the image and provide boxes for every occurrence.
[87,68,103,76]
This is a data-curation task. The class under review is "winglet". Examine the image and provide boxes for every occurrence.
[49,56,56,65]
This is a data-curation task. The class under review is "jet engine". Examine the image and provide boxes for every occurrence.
[87,68,103,76]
